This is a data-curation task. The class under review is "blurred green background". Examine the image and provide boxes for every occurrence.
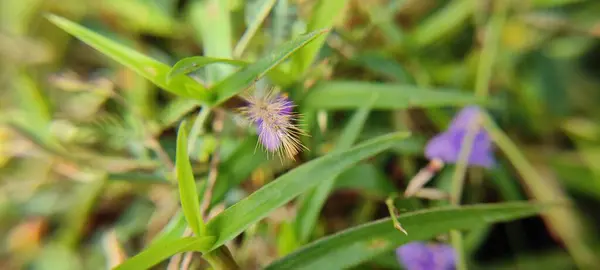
[2,0,600,269]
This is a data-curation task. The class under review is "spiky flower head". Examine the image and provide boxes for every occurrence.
[239,89,307,160]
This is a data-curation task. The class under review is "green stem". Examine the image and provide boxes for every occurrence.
[450,1,509,269]
[385,193,408,235]
[233,0,278,58]
[204,246,241,270]
[474,0,508,99]
[187,106,211,156]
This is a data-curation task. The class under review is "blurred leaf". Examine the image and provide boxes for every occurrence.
[265,202,553,270]
[334,163,395,198]
[149,210,188,246]
[167,57,247,83]
[46,14,210,102]
[210,29,329,106]
[295,101,373,244]
[531,0,585,8]
[114,236,215,270]
[158,98,199,130]
[234,0,278,58]
[206,132,410,249]
[210,136,269,207]
[303,81,483,110]
[411,0,475,47]
[56,179,105,248]
[32,243,82,270]
[291,0,348,76]
[485,115,599,268]
[99,0,177,36]
[350,52,413,82]
[188,0,235,82]
[175,121,205,236]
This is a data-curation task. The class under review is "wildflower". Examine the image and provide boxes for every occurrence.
[425,106,494,168]
[239,89,307,159]
[404,106,494,197]
[396,242,456,270]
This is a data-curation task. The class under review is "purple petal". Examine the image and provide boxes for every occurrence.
[278,95,293,116]
[424,105,495,168]
[425,132,459,164]
[396,242,436,270]
[447,106,483,132]
[429,244,456,270]
[396,242,456,270]
[257,123,281,151]
[425,129,494,168]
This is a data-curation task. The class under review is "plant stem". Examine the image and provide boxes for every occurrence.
[450,1,509,268]
[474,0,508,99]
[187,106,211,157]
[233,0,278,58]
[204,246,241,270]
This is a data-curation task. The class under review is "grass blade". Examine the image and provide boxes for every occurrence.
[291,0,349,76]
[167,57,247,83]
[266,202,554,270]
[175,121,205,236]
[303,81,484,110]
[294,100,374,243]
[206,132,410,249]
[485,115,599,268]
[46,14,209,101]
[114,236,215,270]
[210,29,329,106]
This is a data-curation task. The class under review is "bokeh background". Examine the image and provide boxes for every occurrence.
[1,0,600,269]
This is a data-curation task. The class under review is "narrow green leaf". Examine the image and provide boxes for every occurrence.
[176,121,205,236]
[411,0,475,47]
[303,81,483,110]
[206,132,410,249]
[234,0,278,58]
[295,101,374,243]
[114,236,215,270]
[333,163,395,198]
[266,202,553,270]
[210,136,269,207]
[46,14,209,101]
[189,0,235,83]
[291,0,348,76]
[210,29,329,106]
[485,115,599,268]
[167,57,247,83]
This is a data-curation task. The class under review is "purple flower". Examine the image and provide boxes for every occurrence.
[424,106,494,168]
[396,242,456,270]
[239,90,307,159]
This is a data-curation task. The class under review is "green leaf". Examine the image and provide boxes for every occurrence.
[303,81,484,110]
[167,57,247,83]
[485,115,599,268]
[291,0,348,76]
[334,163,395,198]
[189,0,235,82]
[210,29,329,106]
[210,136,269,207]
[265,202,553,270]
[411,0,475,47]
[175,121,205,236]
[206,132,410,249]
[294,101,374,244]
[46,14,209,101]
[114,236,215,270]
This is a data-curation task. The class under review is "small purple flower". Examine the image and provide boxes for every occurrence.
[396,242,456,270]
[239,90,307,159]
[425,106,494,168]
